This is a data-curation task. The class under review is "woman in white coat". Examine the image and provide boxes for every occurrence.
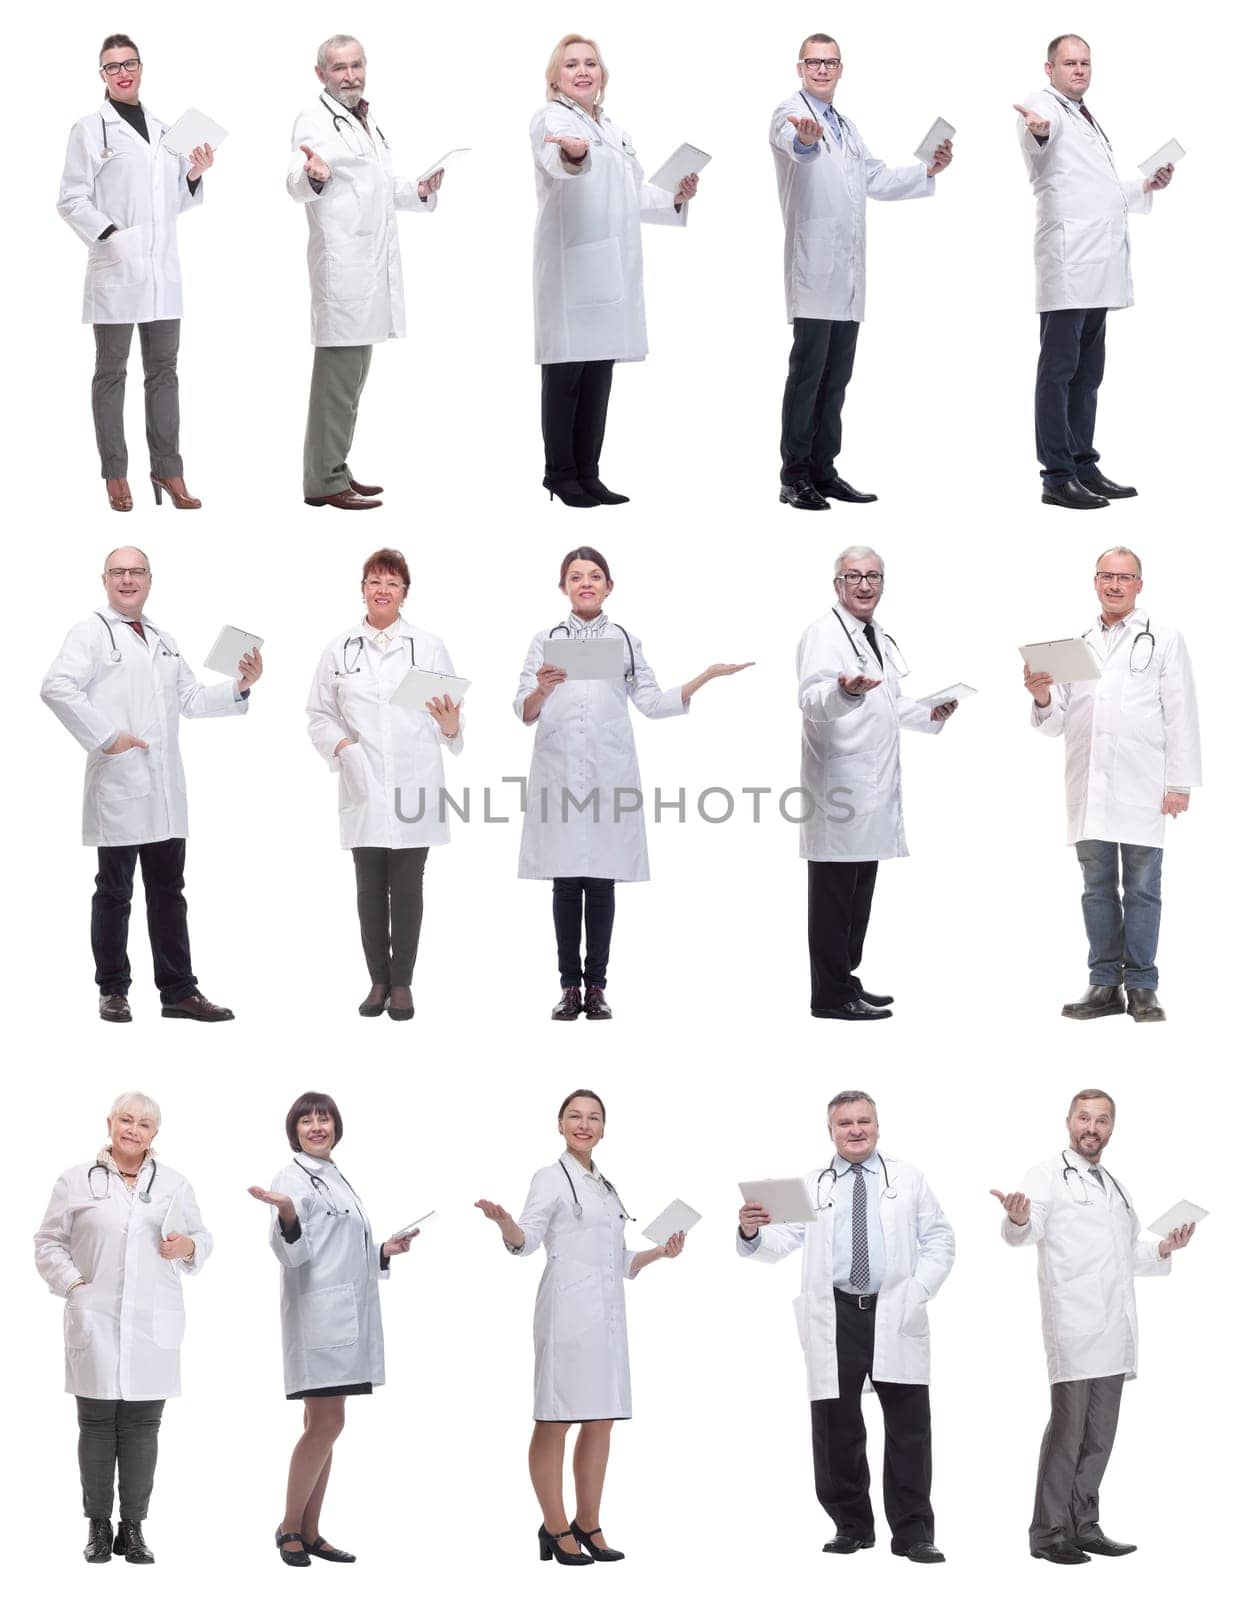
[516,546,750,1019]
[57,35,215,511]
[476,1090,686,1565]
[34,1091,211,1565]
[532,35,699,506]
[306,548,463,1020]
[249,1091,416,1567]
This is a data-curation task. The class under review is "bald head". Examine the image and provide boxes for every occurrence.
[101,547,152,619]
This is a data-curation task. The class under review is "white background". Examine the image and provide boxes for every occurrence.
[5,0,1235,1595]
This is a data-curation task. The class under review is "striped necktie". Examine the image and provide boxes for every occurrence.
[849,1164,869,1288]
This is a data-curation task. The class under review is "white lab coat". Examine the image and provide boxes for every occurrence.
[738,1157,954,1401]
[512,1158,638,1421]
[306,617,464,850]
[287,96,437,347]
[35,1156,211,1401]
[514,623,688,880]
[267,1156,388,1396]
[797,605,944,862]
[1033,613,1201,848]
[1002,1150,1171,1384]
[531,98,685,364]
[58,100,203,325]
[1018,88,1153,313]
[770,94,933,324]
[41,608,249,848]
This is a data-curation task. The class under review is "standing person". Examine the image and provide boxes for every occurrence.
[1023,546,1200,1021]
[991,1089,1196,1563]
[34,1092,212,1565]
[737,1091,954,1562]
[1016,34,1174,509]
[289,34,446,510]
[306,548,464,1020]
[798,546,958,1019]
[475,1090,686,1565]
[58,34,217,511]
[40,547,262,1022]
[515,546,751,1019]
[532,35,700,507]
[772,33,952,510]
[248,1092,418,1567]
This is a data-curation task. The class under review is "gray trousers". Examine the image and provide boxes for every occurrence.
[76,1396,165,1522]
[304,344,373,496]
[1030,1375,1124,1550]
[92,320,182,480]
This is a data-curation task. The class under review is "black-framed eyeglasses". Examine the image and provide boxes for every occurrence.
[101,59,141,75]
[838,571,884,587]
[801,57,842,70]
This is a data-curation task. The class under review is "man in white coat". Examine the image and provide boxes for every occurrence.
[289,35,445,510]
[41,548,262,1023]
[739,1091,954,1562]
[992,1089,1195,1564]
[798,546,958,1019]
[1016,35,1174,509]
[772,34,952,510]
[1023,546,1200,1022]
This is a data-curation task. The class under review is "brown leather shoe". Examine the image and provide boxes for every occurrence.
[100,992,132,1023]
[551,986,583,1021]
[106,477,133,512]
[150,474,202,509]
[349,477,384,497]
[305,490,382,510]
[161,989,235,1021]
[583,984,612,1021]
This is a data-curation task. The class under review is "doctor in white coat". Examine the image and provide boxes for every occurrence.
[1023,546,1200,1022]
[249,1091,416,1568]
[476,1089,686,1566]
[306,547,463,1020]
[772,34,951,510]
[41,547,262,1024]
[992,1089,1195,1563]
[289,35,444,510]
[34,1091,211,1565]
[532,34,698,507]
[798,546,957,1019]
[58,35,215,511]
[515,545,750,1020]
[1016,34,1174,508]
[738,1090,954,1562]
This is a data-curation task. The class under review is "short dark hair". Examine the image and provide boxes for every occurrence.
[559,547,612,588]
[799,32,839,58]
[1047,33,1089,61]
[827,1090,877,1119]
[286,1091,343,1152]
[558,1088,606,1122]
[100,34,139,63]
[361,548,410,589]
[1068,1088,1115,1119]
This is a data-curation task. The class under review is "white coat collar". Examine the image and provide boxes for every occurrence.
[292,1152,337,1175]
[1092,609,1147,636]
[558,1151,604,1181]
[361,612,415,645]
[552,92,603,125]
[1060,1147,1104,1180]
[99,98,166,138]
[829,1150,882,1176]
[100,603,155,627]
[831,602,883,640]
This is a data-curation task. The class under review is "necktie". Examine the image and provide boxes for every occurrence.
[126,619,145,643]
[1079,103,1108,141]
[1090,1167,1106,1192]
[849,1164,869,1289]
[862,622,882,668]
[825,106,842,146]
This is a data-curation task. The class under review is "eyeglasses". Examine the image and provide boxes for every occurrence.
[801,57,842,70]
[100,59,141,75]
[106,567,149,579]
[1094,572,1140,585]
[364,578,405,592]
[838,571,884,587]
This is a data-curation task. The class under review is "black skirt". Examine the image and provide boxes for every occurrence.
[286,1382,374,1400]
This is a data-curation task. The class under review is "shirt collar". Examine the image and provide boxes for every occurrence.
[361,613,412,646]
[831,1151,880,1176]
[1061,1147,1100,1178]
[558,1152,604,1186]
[563,611,610,637]
[97,1144,155,1175]
[1094,609,1144,635]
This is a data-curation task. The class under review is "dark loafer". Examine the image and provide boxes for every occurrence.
[387,985,415,1021]
[899,1542,945,1563]
[304,1536,357,1563]
[823,1535,875,1554]
[571,1521,624,1561]
[99,992,132,1023]
[348,478,383,497]
[583,984,612,1020]
[1041,477,1109,510]
[1126,988,1165,1023]
[84,1518,113,1563]
[1078,472,1137,499]
[815,476,877,503]
[1032,1542,1091,1564]
[161,989,235,1022]
[1061,984,1125,1020]
[856,987,894,1007]
[276,1528,311,1568]
[780,479,830,510]
[1074,1533,1136,1557]
[114,1521,154,1564]
[551,987,583,1021]
[358,984,390,1018]
[304,490,382,509]
[811,998,892,1020]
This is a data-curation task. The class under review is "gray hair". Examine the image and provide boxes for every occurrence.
[1095,545,1142,576]
[317,34,365,71]
[109,1090,162,1128]
[833,545,884,581]
[827,1090,877,1120]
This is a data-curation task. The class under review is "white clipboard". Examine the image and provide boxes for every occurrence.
[648,143,711,192]
[642,1199,702,1246]
[162,108,229,157]
[1019,638,1101,683]
[1139,138,1185,179]
[204,625,263,676]
[1146,1199,1207,1237]
[916,682,975,709]
[738,1177,814,1225]
[161,1192,185,1240]
[415,148,470,185]
[914,117,956,165]
[544,636,625,680]
[389,668,471,709]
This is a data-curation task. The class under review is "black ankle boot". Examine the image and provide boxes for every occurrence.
[114,1520,155,1563]
[83,1518,113,1563]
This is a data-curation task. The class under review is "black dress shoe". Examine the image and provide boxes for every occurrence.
[1074,1533,1136,1556]
[571,1520,625,1561]
[387,984,415,1021]
[538,1525,593,1565]
[99,992,132,1023]
[304,1536,357,1563]
[583,984,612,1020]
[546,479,601,508]
[84,1518,113,1563]
[358,984,390,1017]
[551,986,583,1021]
[276,1527,311,1567]
[815,476,878,504]
[780,479,830,510]
[855,987,894,1007]
[812,998,892,1020]
[161,989,235,1021]
[1041,477,1109,510]
[578,478,629,505]
[1061,984,1125,1020]
[1126,988,1165,1023]
[114,1520,154,1563]
[1078,472,1137,499]
[1032,1542,1091,1564]
[823,1535,875,1554]
[899,1541,945,1563]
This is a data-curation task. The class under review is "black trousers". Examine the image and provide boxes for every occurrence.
[552,877,616,988]
[92,839,197,1003]
[351,847,429,985]
[780,317,860,485]
[541,360,614,484]
[810,1295,934,1551]
[1034,307,1108,486]
[808,859,879,1010]
[76,1397,165,1522]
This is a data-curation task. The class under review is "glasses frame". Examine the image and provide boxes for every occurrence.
[837,571,885,588]
[105,567,150,579]
[100,59,142,76]
[801,57,843,70]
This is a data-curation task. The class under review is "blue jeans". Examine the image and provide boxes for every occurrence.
[1074,840,1163,989]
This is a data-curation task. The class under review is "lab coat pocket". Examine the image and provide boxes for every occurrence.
[337,743,369,811]
[1057,1274,1106,1340]
[898,1280,930,1339]
[794,217,847,287]
[302,1284,359,1349]
[64,1292,94,1350]
[88,224,147,287]
[565,237,624,308]
[1059,217,1125,266]
[552,1263,603,1342]
[96,746,153,802]
[327,239,377,304]
[152,1304,186,1350]
[822,750,879,818]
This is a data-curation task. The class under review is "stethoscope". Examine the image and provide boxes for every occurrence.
[1083,615,1155,674]
[815,1154,896,1211]
[1048,90,1111,146]
[334,634,420,676]
[832,608,908,679]
[551,93,612,150]
[319,92,388,150]
[88,1159,157,1203]
[799,91,861,158]
[293,1158,360,1218]
[549,621,636,684]
[95,612,178,663]
[1060,1150,1130,1210]
[558,1157,634,1221]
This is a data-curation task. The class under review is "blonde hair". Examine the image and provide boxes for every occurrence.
[545,34,608,110]
[109,1090,162,1129]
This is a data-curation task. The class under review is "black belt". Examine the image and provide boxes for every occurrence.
[834,1287,877,1311]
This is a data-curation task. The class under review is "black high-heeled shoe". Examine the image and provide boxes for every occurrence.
[571,1520,625,1561]
[303,1536,356,1563]
[537,1524,592,1565]
[546,480,601,508]
[578,479,629,505]
[275,1527,311,1567]
[358,984,390,1017]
